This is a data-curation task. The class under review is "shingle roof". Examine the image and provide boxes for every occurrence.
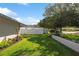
[0,13,26,27]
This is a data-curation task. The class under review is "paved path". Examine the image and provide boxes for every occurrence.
[52,35,79,53]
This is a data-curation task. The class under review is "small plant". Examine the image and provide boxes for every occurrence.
[0,36,22,49]
[62,34,79,43]
[0,39,9,48]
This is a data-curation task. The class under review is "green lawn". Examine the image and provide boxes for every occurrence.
[62,34,79,43]
[0,34,78,56]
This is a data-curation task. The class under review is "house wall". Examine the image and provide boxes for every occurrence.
[0,23,19,37]
[0,16,20,37]
[0,15,20,41]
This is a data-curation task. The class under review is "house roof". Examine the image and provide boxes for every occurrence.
[0,13,26,27]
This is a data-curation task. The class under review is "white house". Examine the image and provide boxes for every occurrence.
[0,13,25,42]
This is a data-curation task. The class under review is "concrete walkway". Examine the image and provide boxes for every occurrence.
[52,35,79,53]
[0,34,17,42]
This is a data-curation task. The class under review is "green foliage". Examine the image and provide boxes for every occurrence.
[0,34,78,56]
[62,34,79,43]
[0,36,22,49]
[38,3,79,35]
[0,39,10,48]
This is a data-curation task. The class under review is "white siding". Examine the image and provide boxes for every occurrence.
[19,27,44,34]
[0,23,18,37]
[0,23,18,41]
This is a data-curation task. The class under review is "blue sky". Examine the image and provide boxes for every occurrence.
[0,3,48,25]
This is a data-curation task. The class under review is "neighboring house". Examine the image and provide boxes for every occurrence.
[0,13,25,41]
[19,25,48,34]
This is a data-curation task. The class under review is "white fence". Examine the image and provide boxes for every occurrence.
[52,35,79,53]
[19,27,44,34]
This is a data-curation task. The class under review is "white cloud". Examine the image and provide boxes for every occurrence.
[13,17,40,25]
[17,3,29,6]
[20,17,40,25]
[18,3,28,5]
[25,17,40,25]
[16,17,22,21]
[0,7,23,23]
[0,7,40,25]
[0,7,17,18]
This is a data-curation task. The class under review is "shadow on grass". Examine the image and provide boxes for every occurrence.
[27,35,79,56]
[2,34,79,56]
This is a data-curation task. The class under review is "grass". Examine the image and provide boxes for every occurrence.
[62,34,79,43]
[0,34,78,56]
[0,38,19,49]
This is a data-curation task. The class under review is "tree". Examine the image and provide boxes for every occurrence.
[38,3,79,35]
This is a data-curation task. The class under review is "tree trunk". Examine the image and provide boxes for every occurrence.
[59,28,62,36]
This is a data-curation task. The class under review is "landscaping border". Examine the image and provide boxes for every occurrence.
[52,35,79,53]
